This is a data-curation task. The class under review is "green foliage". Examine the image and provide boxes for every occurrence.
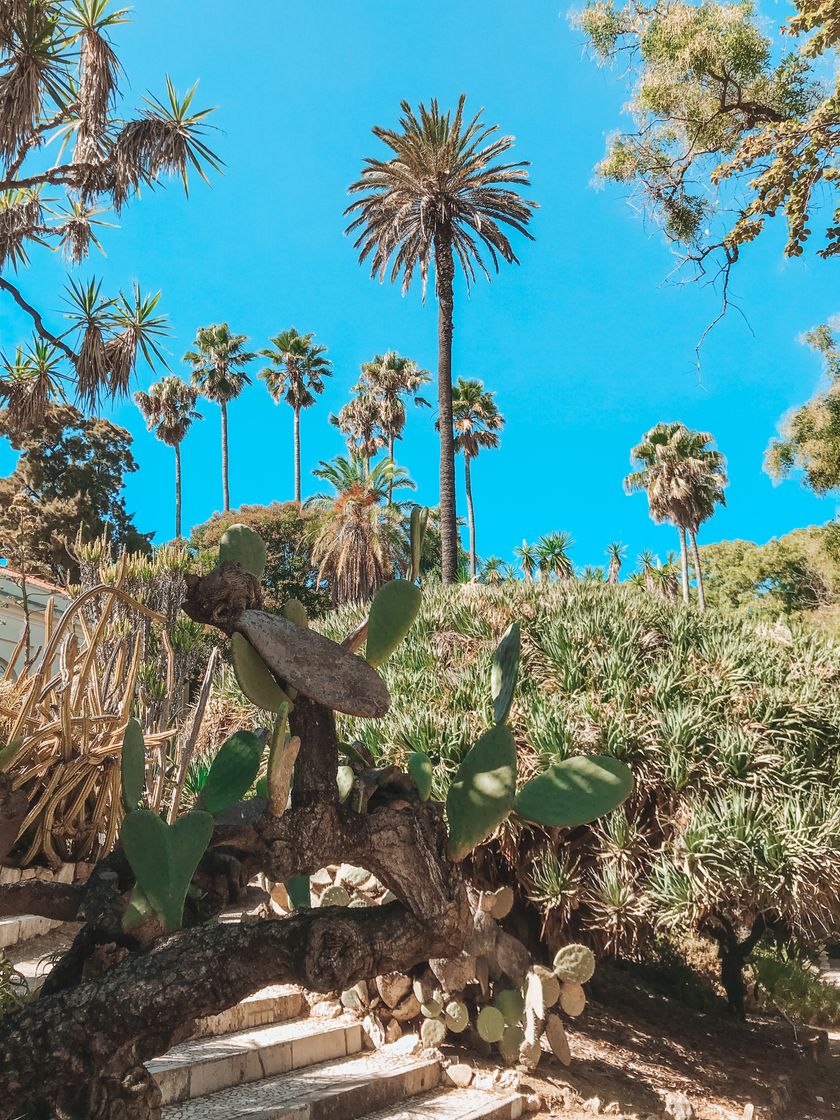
[121,808,215,932]
[286,874,311,910]
[752,943,840,1027]
[445,724,517,861]
[219,523,266,579]
[230,632,291,712]
[0,954,28,1018]
[196,730,263,815]
[408,751,433,801]
[365,579,423,667]
[409,505,430,583]
[120,719,146,813]
[476,1005,505,1043]
[491,622,520,724]
[515,755,633,828]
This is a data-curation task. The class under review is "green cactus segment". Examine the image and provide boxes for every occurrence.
[408,751,433,801]
[231,632,291,713]
[514,754,633,828]
[489,884,515,920]
[282,598,309,628]
[444,999,469,1033]
[337,764,355,803]
[409,505,429,583]
[497,1024,525,1064]
[491,623,520,724]
[476,1005,505,1044]
[559,980,587,1017]
[420,1017,447,1048]
[121,718,146,813]
[121,808,214,932]
[421,998,442,1019]
[445,725,517,862]
[365,580,422,668]
[197,730,263,815]
[494,988,525,1026]
[121,884,154,932]
[553,943,596,984]
[320,885,350,907]
[267,704,299,814]
[219,523,266,579]
[286,873,311,910]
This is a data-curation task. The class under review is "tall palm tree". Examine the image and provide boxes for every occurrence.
[606,541,627,584]
[259,328,332,504]
[448,377,504,580]
[358,351,430,500]
[134,376,201,540]
[330,389,384,472]
[624,422,727,610]
[514,539,538,582]
[306,455,416,604]
[346,96,535,584]
[183,324,254,512]
[536,531,574,581]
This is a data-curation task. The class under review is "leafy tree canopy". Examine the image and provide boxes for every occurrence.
[576,0,839,300]
[190,502,331,618]
[0,402,150,580]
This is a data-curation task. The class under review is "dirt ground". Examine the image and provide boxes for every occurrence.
[518,968,838,1120]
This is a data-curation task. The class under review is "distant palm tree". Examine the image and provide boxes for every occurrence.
[306,455,415,603]
[359,351,430,501]
[449,377,504,580]
[514,539,538,582]
[624,422,727,610]
[184,323,254,512]
[480,556,506,585]
[330,389,385,472]
[134,376,202,539]
[637,549,659,596]
[259,328,332,504]
[606,541,626,584]
[346,95,535,584]
[536,531,574,581]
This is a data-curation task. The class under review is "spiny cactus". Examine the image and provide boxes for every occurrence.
[365,579,423,668]
[445,724,517,861]
[320,885,351,907]
[120,719,146,814]
[491,622,520,725]
[553,943,596,984]
[444,999,469,1033]
[120,808,215,932]
[231,632,291,713]
[219,523,266,579]
[196,730,264,816]
[476,1005,505,1044]
[420,1016,447,1047]
[558,980,587,1017]
[494,988,525,1025]
[409,505,429,584]
[514,754,634,828]
[408,751,433,802]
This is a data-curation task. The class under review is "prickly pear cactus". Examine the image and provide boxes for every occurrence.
[219,523,266,579]
[196,730,264,816]
[120,719,146,814]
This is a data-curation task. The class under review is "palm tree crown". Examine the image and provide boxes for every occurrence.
[450,377,504,580]
[514,539,538,582]
[359,351,430,458]
[345,94,535,584]
[536,531,575,581]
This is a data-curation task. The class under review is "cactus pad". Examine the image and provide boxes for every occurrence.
[121,718,145,813]
[409,505,429,583]
[231,632,291,713]
[286,873,311,910]
[421,998,442,1019]
[420,1017,447,1048]
[408,751,433,801]
[444,999,469,1033]
[559,980,587,1017]
[489,885,515,920]
[494,988,525,1026]
[365,579,422,668]
[121,808,214,931]
[445,724,517,862]
[514,754,633,828]
[545,1013,572,1065]
[282,598,308,627]
[197,730,263,815]
[476,1005,505,1044]
[553,943,596,984]
[497,1024,525,1064]
[219,523,266,579]
[337,764,355,803]
[320,885,350,907]
[491,623,520,724]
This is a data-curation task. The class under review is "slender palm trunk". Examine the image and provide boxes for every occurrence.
[464,454,477,580]
[434,229,457,584]
[293,406,301,505]
[174,442,182,540]
[677,525,689,604]
[689,529,706,611]
[220,400,230,512]
[387,433,395,505]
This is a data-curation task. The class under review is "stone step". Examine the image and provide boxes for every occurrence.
[0,914,63,950]
[364,1086,524,1120]
[162,1047,441,1119]
[148,1016,364,1106]
[193,985,308,1038]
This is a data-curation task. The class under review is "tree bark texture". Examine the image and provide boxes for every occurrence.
[434,229,458,584]
[677,525,689,604]
[689,530,706,611]
[464,454,476,580]
[174,442,182,541]
[294,405,302,505]
[221,399,230,512]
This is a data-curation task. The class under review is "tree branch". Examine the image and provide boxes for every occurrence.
[0,880,84,922]
[0,277,76,361]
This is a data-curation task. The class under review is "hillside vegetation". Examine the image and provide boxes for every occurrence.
[323,582,840,1011]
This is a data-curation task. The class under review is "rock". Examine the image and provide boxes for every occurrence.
[663,1092,695,1120]
[495,930,531,986]
[524,1093,543,1113]
[472,1073,497,1092]
[389,1032,422,1056]
[384,1019,402,1044]
[364,1013,386,1049]
[310,1000,342,1019]
[445,1063,473,1088]
[583,1098,603,1115]
[743,1106,755,1120]
[376,972,413,1008]
[429,952,476,993]
[390,991,422,1022]
[603,1105,621,1116]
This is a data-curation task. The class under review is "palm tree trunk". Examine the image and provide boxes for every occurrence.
[678,525,689,604]
[388,433,395,505]
[221,400,230,512]
[434,229,458,584]
[174,441,182,541]
[689,529,706,611]
[293,406,301,505]
[464,454,477,580]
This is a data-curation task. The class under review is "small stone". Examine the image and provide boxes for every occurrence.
[390,992,421,1022]
[743,1106,755,1120]
[663,1092,695,1120]
[389,1032,422,1056]
[0,866,21,885]
[472,1073,497,1092]
[584,1098,603,1115]
[364,1013,386,1049]
[494,1069,521,1091]
[604,1105,621,1116]
[384,1019,402,1044]
[524,1094,543,1113]
[310,1000,342,1019]
[446,1063,473,1088]
[376,972,413,1009]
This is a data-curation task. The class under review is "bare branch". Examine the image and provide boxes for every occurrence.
[0,277,76,361]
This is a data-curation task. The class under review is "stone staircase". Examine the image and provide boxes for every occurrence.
[6,923,525,1120]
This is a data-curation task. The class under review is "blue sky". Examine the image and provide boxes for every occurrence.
[1,0,836,570]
